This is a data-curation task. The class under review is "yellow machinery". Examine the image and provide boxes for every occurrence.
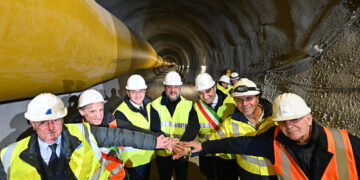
[0,0,171,102]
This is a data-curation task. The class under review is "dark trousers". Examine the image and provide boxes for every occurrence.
[215,157,238,180]
[126,163,151,180]
[199,156,217,180]
[156,155,188,180]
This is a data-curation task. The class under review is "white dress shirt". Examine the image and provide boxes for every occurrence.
[129,99,143,110]
[210,94,219,109]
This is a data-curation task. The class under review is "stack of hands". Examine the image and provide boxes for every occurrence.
[156,135,202,160]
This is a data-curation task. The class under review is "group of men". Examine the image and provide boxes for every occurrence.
[1,70,360,180]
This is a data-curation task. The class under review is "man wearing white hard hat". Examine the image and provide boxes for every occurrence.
[217,75,233,95]
[193,73,236,179]
[73,88,164,179]
[76,89,158,134]
[113,74,165,180]
[151,71,199,180]
[181,93,360,180]
[230,72,240,85]
[0,93,171,179]
[207,78,276,179]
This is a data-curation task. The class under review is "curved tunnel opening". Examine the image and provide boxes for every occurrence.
[148,32,202,81]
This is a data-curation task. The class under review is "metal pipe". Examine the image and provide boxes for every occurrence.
[0,0,169,101]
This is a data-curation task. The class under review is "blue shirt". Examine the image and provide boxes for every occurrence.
[38,135,62,165]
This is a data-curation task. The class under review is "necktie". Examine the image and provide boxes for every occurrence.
[48,144,58,173]
[139,106,145,112]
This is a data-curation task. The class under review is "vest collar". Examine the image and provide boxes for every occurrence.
[19,133,45,177]
[19,127,81,179]
[274,121,333,179]
[124,95,149,118]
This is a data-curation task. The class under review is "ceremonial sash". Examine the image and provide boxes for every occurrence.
[196,100,223,130]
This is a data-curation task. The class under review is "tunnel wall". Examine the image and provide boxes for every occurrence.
[98,0,360,136]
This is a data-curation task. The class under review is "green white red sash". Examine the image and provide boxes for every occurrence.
[196,100,222,131]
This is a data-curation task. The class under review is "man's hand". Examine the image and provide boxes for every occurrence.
[156,135,170,149]
[165,138,179,152]
[172,142,190,160]
[183,141,202,153]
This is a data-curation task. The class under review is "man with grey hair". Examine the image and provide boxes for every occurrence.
[73,88,164,179]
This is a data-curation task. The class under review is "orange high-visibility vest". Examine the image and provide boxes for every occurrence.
[81,117,126,180]
[273,126,358,180]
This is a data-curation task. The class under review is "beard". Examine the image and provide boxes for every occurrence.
[166,93,180,102]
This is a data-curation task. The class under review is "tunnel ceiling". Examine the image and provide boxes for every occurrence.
[98,0,359,78]
[97,0,360,136]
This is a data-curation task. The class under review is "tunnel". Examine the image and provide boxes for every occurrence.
[96,0,360,135]
[0,0,360,178]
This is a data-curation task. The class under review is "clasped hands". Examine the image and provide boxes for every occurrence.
[156,135,202,160]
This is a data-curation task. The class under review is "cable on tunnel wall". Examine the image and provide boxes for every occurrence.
[263,8,360,92]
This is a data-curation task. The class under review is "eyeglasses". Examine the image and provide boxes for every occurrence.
[231,85,260,93]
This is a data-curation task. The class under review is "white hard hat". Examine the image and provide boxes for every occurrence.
[230,72,240,80]
[78,89,105,108]
[25,93,67,121]
[272,93,311,121]
[126,74,147,90]
[231,78,261,97]
[163,71,183,86]
[219,75,230,84]
[195,73,215,91]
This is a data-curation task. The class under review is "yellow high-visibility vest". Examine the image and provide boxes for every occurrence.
[217,83,233,95]
[0,123,107,180]
[113,102,154,167]
[151,96,193,157]
[212,115,276,176]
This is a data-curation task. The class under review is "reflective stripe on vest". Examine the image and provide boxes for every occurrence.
[214,115,276,176]
[234,118,276,176]
[114,102,154,167]
[1,142,20,179]
[0,123,103,180]
[273,126,359,180]
[93,112,125,178]
[214,118,237,160]
[152,96,192,157]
